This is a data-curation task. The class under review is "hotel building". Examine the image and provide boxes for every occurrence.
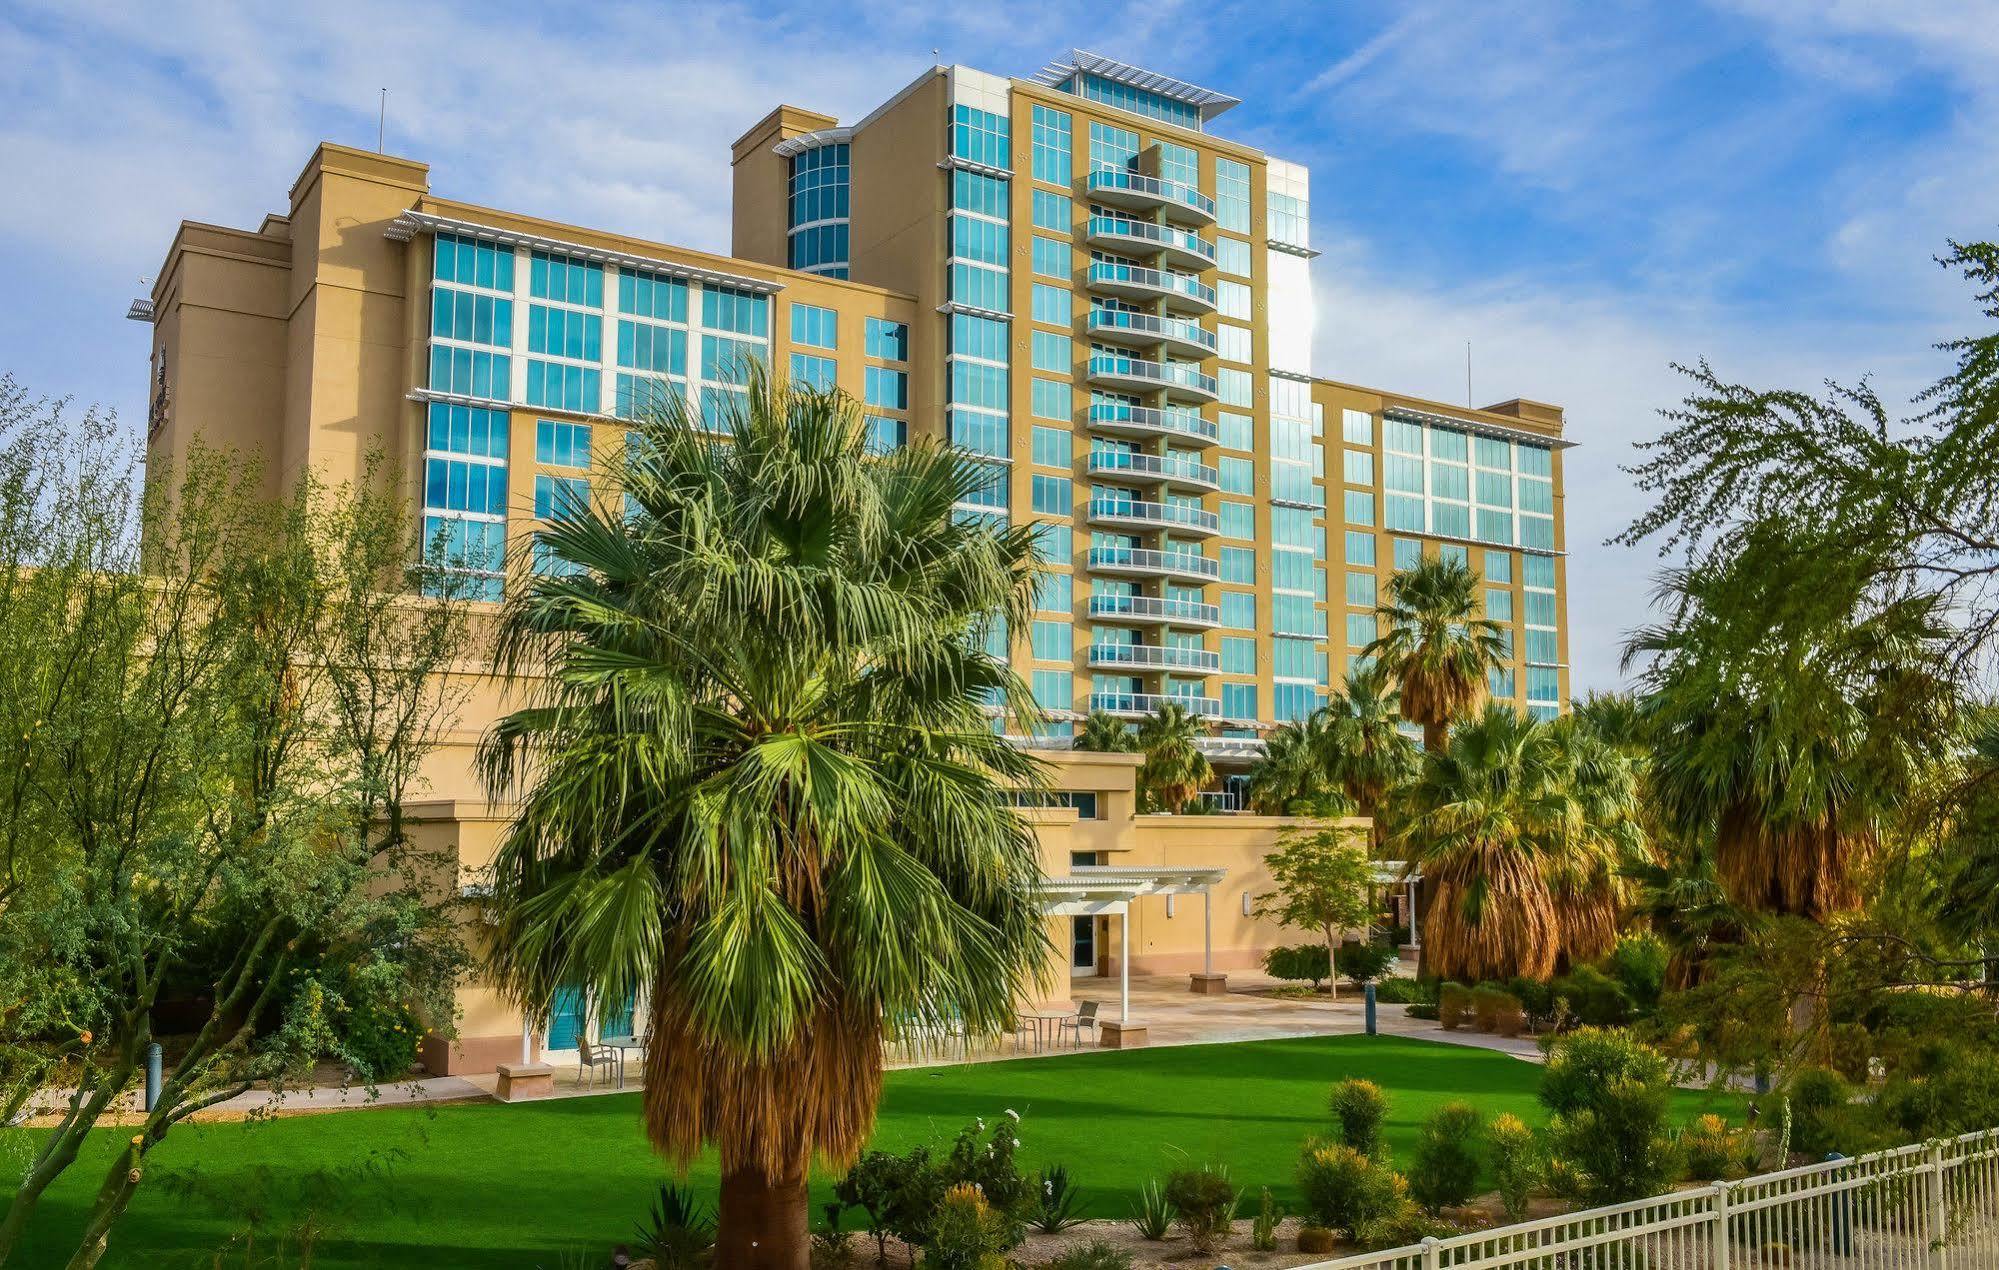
[136,52,1570,1071]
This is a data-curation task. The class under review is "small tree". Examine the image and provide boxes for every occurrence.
[1254,827,1376,999]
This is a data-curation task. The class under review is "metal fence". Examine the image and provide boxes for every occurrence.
[1304,1127,1999,1269]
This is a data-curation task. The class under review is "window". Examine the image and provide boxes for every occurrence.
[1393,537,1423,570]
[1031,474,1071,516]
[864,416,906,453]
[425,457,507,516]
[1217,279,1252,321]
[702,286,769,337]
[1273,682,1320,723]
[1031,283,1070,326]
[1344,531,1375,566]
[1344,450,1375,486]
[617,320,686,376]
[1087,120,1139,172]
[429,346,510,400]
[950,312,1008,363]
[1215,235,1251,278]
[1221,591,1255,629]
[1220,545,1255,583]
[1524,554,1556,589]
[1485,551,1513,583]
[428,401,509,459]
[1217,367,1252,407]
[1490,666,1517,699]
[1032,669,1073,710]
[535,419,591,468]
[1217,323,1251,364]
[1032,235,1070,279]
[864,366,908,410]
[1347,613,1378,648]
[431,288,512,349]
[1031,104,1071,184]
[865,317,908,361]
[1035,523,1071,565]
[1221,637,1256,674]
[952,214,1009,265]
[1036,571,1072,613]
[1218,456,1254,495]
[952,104,1010,169]
[1031,378,1070,421]
[1221,682,1258,722]
[1345,571,1376,607]
[1031,331,1071,373]
[790,352,836,389]
[1519,445,1553,478]
[1032,620,1073,662]
[1220,411,1253,451]
[1031,189,1071,233]
[1342,408,1373,445]
[533,473,587,520]
[525,359,600,413]
[1219,501,1255,539]
[1215,158,1251,234]
[790,303,837,349]
[1273,593,1324,637]
[1031,425,1071,468]
[530,250,603,307]
[949,262,1008,312]
[1344,489,1374,526]
[1485,588,1514,622]
[434,232,515,292]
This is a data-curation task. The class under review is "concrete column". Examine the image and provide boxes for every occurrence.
[1120,903,1130,1023]
[1406,878,1421,949]
[1203,888,1213,976]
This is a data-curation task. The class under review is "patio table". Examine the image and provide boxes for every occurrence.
[597,1034,645,1088]
[1018,1011,1074,1053]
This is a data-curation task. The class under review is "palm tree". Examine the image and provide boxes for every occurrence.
[1316,660,1419,854]
[477,367,1050,1269]
[1543,708,1646,968]
[1626,530,1954,919]
[1074,708,1138,754]
[1396,705,1573,983]
[1134,701,1213,813]
[1245,713,1344,815]
[1365,557,1509,753]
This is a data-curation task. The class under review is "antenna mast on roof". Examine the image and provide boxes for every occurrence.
[377,88,388,153]
[1465,340,1473,408]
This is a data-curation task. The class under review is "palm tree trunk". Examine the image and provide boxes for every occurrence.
[1422,720,1446,755]
[718,1167,810,1270]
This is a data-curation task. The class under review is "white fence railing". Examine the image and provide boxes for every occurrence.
[1304,1127,1999,1269]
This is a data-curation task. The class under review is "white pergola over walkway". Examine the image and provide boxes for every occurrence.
[1035,866,1225,1023]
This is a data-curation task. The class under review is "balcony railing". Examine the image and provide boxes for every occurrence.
[1085,168,1219,224]
[1088,691,1223,718]
[1085,448,1220,489]
[1085,308,1218,356]
[1087,496,1221,535]
[1083,215,1216,269]
[1086,401,1219,445]
[1086,354,1220,403]
[1087,642,1222,672]
[1086,546,1221,581]
[1085,261,1218,312]
[1086,594,1221,626]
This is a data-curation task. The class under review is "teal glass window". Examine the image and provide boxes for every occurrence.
[1031,378,1070,421]
[1031,425,1071,468]
[790,303,837,349]
[1031,104,1072,184]
[535,419,591,468]
[1220,545,1255,583]
[952,105,1011,170]
[865,318,908,361]
[864,367,908,410]
[790,352,836,389]
[1220,591,1255,629]
[434,233,515,292]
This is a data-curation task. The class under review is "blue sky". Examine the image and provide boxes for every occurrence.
[3,0,1995,690]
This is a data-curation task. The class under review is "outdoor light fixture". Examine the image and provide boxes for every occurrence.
[1166,895,1177,918]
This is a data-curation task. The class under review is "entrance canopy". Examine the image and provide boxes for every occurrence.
[1034,866,1227,1022]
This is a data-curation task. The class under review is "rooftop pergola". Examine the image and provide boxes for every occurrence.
[1036,866,1225,1023]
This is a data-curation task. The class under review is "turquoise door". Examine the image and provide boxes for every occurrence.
[547,987,588,1051]
[599,993,636,1039]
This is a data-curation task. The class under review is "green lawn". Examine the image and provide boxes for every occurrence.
[1,1035,1736,1268]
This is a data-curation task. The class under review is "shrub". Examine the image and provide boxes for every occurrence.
[1550,965,1630,1028]
[1680,1114,1750,1182]
[1539,1028,1672,1118]
[1471,984,1524,1036]
[1605,935,1668,1012]
[1045,1240,1132,1270]
[1162,1166,1237,1255]
[1488,1113,1540,1221]
[633,1182,715,1270]
[1296,1226,1338,1255]
[1339,940,1400,983]
[1264,943,1332,990]
[835,1147,946,1259]
[926,1183,1012,1270]
[1785,1066,1859,1158]
[812,1205,857,1270]
[1372,977,1436,1005]
[1879,1044,1999,1143]
[1438,982,1474,1030]
[1251,1186,1279,1252]
[1298,1141,1406,1234]
[1507,976,1558,1031]
[338,989,424,1082]
[943,1113,1031,1225]
[1128,1180,1172,1241]
[1330,1077,1388,1157]
[1546,1078,1681,1205]
[1353,1196,1444,1251]
[1408,1102,1484,1212]
[1034,1163,1083,1234]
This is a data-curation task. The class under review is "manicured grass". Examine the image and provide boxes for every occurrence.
[1,1035,1737,1268]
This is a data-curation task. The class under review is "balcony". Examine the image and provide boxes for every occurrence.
[1085,261,1217,315]
[1086,448,1220,493]
[1087,496,1220,537]
[1085,308,1217,360]
[1087,642,1222,673]
[1087,545,1221,583]
[1083,215,1216,272]
[1084,168,1218,226]
[1088,691,1224,719]
[1086,354,1220,405]
[1087,593,1221,628]
[1087,401,1219,447]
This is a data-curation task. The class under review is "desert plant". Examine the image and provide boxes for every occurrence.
[1471,984,1524,1035]
[1330,1078,1389,1158]
[1163,1165,1238,1255]
[1438,982,1474,1030]
[926,1183,1012,1270]
[1251,1186,1280,1252]
[1129,1180,1173,1241]
[1409,1102,1484,1212]
[1298,1142,1407,1235]
[1680,1114,1750,1182]
[1488,1113,1540,1221]
[1605,934,1669,1012]
[1296,1226,1338,1255]
[1033,1163,1083,1234]
[1549,965,1631,1027]
[1539,1028,1671,1118]
[1352,1196,1443,1251]
[1542,1029,1682,1204]
[634,1182,715,1270]
[1045,1239,1133,1270]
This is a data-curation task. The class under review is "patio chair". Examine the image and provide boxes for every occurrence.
[1059,1000,1100,1047]
[576,1037,620,1090]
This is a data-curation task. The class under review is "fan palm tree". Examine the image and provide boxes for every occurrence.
[1134,701,1213,813]
[1074,708,1138,754]
[477,366,1051,1269]
[1316,660,1419,854]
[1396,705,1573,982]
[1626,529,1955,919]
[1543,710,1646,967]
[1364,557,1509,753]
[1245,713,1345,815]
